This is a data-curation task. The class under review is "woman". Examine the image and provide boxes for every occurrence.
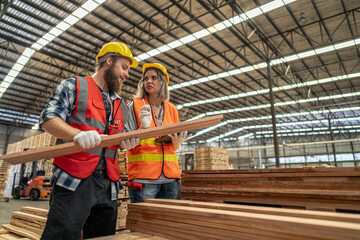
[126,63,188,203]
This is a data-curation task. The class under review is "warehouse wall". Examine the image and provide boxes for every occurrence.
[0,123,42,155]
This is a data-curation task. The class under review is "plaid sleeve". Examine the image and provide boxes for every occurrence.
[125,101,139,132]
[39,78,77,126]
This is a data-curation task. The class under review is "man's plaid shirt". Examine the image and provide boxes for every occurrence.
[40,78,124,200]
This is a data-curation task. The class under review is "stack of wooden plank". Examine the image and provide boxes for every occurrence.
[116,198,129,231]
[0,206,166,240]
[194,147,229,170]
[117,151,128,180]
[127,199,360,240]
[1,133,57,198]
[181,167,360,211]
[116,150,130,231]
[0,206,48,239]
[0,159,10,198]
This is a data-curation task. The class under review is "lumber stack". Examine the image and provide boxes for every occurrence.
[116,198,129,231]
[181,167,360,211]
[116,151,130,231]
[0,206,48,240]
[127,199,360,240]
[1,133,57,198]
[118,151,128,180]
[194,147,229,170]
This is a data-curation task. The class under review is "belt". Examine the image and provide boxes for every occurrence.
[95,163,106,171]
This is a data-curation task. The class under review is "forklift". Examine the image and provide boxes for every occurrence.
[12,160,52,200]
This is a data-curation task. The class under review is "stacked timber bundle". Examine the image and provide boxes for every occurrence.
[194,147,229,170]
[116,198,129,230]
[181,167,360,211]
[0,159,10,198]
[2,132,57,198]
[0,144,19,197]
[0,206,48,239]
[118,151,128,180]
[116,150,130,230]
[127,199,360,240]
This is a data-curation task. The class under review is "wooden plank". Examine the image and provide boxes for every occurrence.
[1,115,223,164]
[180,193,360,210]
[19,207,48,218]
[145,199,360,223]
[127,212,299,240]
[92,232,169,240]
[9,219,43,235]
[1,225,40,240]
[182,167,360,174]
[11,212,47,224]
[128,202,360,240]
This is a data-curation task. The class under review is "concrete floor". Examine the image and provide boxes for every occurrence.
[0,197,49,226]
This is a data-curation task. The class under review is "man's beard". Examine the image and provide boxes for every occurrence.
[104,64,122,94]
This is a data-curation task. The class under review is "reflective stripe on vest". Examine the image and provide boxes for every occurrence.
[127,98,180,180]
[53,76,128,181]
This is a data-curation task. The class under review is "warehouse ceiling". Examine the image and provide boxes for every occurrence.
[0,0,359,143]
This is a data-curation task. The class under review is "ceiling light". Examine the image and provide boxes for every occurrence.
[334,40,356,50]
[93,0,106,4]
[0,87,7,93]
[147,49,160,57]
[297,50,316,58]
[137,53,150,60]
[198,77,209,83]
[157,45,171,52]
[193,29,211,39]
[208,75,218,80]
[82,0,99,12]
[12,63,24,72]
[188,79,200,85]
[179,35,196,44]
[56,21,71,31]
[315,45,335,54]
[228,69,242,75]
[207,26,217,33]
[1,82,10,88]
[246,8,263,18]
[218,72,230,78]
[284,54,299,62]
[37,38,50,47]
[168,40,182,48]
[7,70,19,78]
[22,48,35,57]
[180,82,191,87]
[31,43,43,51]
[214,22,226,31]
[240,66,255,72]
[42,33,57,42]
[3,76,14,83]
[64,14,80,25]
[73,7,89,18]
[260,0,284,12]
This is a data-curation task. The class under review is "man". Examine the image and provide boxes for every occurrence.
[40,42,140,239]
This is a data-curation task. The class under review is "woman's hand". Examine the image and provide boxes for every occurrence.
[169,131,188,149]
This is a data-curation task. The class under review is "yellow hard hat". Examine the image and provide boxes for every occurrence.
[96,42,138,68]
[142,63,169,85]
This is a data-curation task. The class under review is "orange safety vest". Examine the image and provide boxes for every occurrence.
[127,97,180,180]
[53,77,128,181]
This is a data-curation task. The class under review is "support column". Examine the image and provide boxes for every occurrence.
[328,118,337,167]
[267,61,280,167]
